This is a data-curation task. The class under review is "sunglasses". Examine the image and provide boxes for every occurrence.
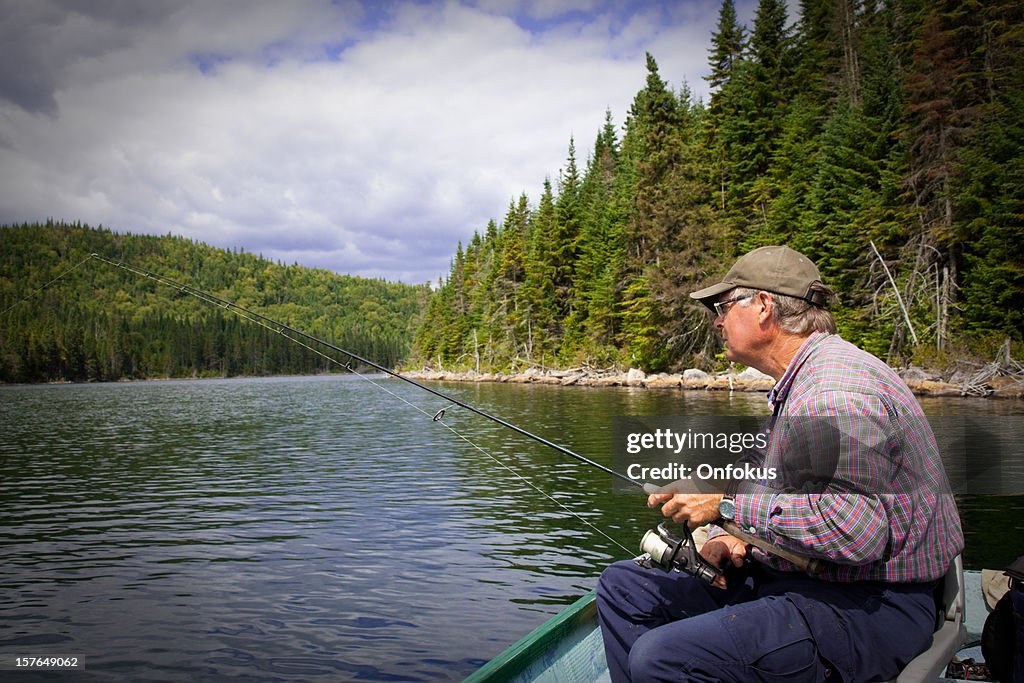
[713,294,753,317]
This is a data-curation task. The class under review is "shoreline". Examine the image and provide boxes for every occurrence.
[402,366,1024,399]
[9,364,1021,399]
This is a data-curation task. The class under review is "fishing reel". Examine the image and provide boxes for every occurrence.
[636,522,722,586]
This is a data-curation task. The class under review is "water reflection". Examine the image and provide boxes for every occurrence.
[0,376,1019,680]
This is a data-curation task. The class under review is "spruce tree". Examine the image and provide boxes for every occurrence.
[953,0,1024,337]
[621,55,720,370]
[706,0,746,93]
[573,112,627,363]
[521,181,559,361]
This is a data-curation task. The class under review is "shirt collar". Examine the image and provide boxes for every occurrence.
[767,332,828,411]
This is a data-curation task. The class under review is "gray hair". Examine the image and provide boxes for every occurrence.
[733,284,837,335]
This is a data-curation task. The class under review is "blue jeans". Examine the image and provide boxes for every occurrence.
[596,559,936,682]
[1012,582,1024,683]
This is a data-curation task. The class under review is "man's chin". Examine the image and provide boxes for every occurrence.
[723,348,747,366]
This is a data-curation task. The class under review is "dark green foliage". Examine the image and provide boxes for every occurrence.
[952,0,1024,336]
[706,0,746,92]
[572,112,628,356]
[0,222,429,383]
[412,0,1022,373]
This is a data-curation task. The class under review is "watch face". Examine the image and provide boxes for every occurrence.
[719,499,735,520]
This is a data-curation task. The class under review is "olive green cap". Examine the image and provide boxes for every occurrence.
[689,246,827,311]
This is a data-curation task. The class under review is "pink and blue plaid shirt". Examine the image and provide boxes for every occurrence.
[718,332,964,583]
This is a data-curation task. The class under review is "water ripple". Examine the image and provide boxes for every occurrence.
[1,376,1018,680]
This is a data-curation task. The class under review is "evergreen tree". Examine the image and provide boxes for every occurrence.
[953,0,1024,337]
[737,0,795,214]
[574,112,627,361]
[706,0,747,93]
[554,139,583,325]
[708,0,796,235]
[521,181,559,362]
[409,2,1023,374]
[620,55,720,371]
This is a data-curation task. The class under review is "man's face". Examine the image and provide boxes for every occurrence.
[714,290,760,365]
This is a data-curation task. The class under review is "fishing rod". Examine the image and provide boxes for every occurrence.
[88,252,641,491]
[80,253,819,582]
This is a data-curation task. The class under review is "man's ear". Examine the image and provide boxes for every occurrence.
[756,291,774,325]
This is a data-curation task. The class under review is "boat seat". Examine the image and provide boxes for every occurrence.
[889,555,968,683]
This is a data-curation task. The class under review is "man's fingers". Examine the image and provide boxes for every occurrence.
[700,540,728,566]
[646,493,674,508]
[651,478,702,495]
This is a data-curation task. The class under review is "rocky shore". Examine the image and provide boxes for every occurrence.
[402,364,1024,399]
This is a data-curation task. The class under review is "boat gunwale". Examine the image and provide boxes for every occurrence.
[463,590,598,682]
[464,568,999,682]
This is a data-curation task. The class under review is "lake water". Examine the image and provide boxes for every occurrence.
[1,375,1021,681]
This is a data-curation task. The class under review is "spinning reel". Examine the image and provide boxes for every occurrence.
[636,522,722,586]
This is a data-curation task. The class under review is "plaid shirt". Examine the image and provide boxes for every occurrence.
[713,332,964,583]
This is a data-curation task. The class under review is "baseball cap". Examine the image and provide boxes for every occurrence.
[689,246,827,311]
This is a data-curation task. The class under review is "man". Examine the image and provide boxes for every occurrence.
[597,245,964,682]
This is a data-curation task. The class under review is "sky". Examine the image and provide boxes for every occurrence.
[0,0,762,285]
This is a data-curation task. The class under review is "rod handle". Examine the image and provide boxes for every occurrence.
[720,520,823,575]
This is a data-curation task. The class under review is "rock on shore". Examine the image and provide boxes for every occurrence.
[399,365,1014,398]
[403,366,774,392]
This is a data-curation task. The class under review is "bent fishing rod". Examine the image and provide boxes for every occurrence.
[83,253,821,582]
[87,252,640,491]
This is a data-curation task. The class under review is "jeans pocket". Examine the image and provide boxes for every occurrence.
[749,635,821,683]
[721,596,825,683]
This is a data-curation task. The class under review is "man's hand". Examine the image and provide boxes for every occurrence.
[647,492,723,528]
[699,533,749,588]
[700,533,748,568]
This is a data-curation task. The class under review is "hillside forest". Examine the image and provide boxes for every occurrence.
[2,0,1021,385]
[0,223,429,383]
[411,0,1023,374]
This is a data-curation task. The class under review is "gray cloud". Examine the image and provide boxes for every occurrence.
[0,0,739,284]
[0,0,179,114]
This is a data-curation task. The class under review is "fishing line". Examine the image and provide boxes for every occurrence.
[88,253,643,490]
[0,254,95,318]
[79,253,637,558]
[22,253,821,579]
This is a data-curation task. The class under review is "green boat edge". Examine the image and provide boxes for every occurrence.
[464,568,999,683]
[464,590,603,683]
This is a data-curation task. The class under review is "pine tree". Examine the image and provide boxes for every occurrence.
[738,0,794,211]
[708,0,795,230]
[572,111,627,363]
[953,0,1024,337]
[706,0,746,93]
[521,182,559,361]
[620,55,720,370]
[554,139,583,323]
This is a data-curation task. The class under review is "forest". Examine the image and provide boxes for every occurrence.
[0,222,429,383]
[3,1,1020,383]
[411,0,1023,374]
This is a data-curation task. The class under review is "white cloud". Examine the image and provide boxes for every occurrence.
[0,0,728,284]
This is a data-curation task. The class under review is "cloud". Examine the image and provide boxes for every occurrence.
[0,0,176,115]
[0,0,731,284]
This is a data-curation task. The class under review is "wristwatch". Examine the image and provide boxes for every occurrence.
[718,495,736,521]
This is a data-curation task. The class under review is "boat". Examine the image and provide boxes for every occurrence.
[464,558,1002,682]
